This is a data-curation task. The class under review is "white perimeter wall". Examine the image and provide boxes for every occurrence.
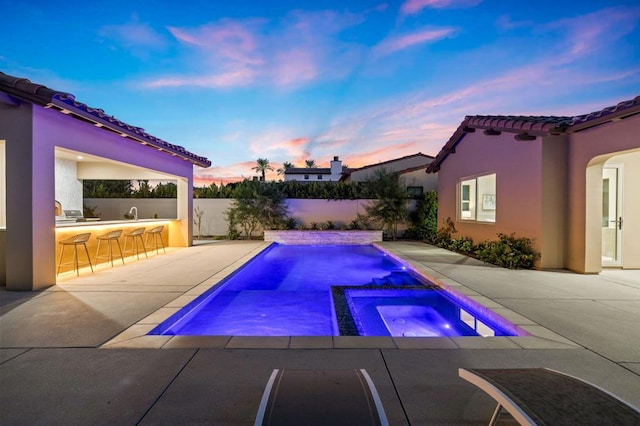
[85,198,416,236]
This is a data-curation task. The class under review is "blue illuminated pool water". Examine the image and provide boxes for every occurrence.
[149,244,520,337]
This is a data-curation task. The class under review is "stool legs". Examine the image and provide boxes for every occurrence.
[96,237,125,266]
[124,234,147,259]
[145,232,165,254]
[57,241,93,277]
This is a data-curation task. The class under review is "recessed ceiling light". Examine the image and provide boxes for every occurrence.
[77,156,83,160]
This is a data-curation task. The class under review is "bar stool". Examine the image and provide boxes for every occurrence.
[123,227,148,260]
[57,233,93,276]
[145,225,166,254]
[95,230,125,267]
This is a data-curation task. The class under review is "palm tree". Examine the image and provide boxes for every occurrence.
[305,159,317,168]
[277,161,294,176]
[252,158,274,181]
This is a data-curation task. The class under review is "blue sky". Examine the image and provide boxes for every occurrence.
[2,0,639,184]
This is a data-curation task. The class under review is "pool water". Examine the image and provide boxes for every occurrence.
[149,244,520,337]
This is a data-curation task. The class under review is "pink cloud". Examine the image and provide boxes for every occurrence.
[549,7,640,60]
[99,20,167,51]
[144,68,256,88]
[400,0,482,16]
[272,48,319,86]
[168,20,263,66]
[375,27,456,55]
[141,9,366,90]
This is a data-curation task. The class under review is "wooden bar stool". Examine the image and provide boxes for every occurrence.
[123,227,147,260]
[144,225,166,254]
[57,233,93,276]
[95,230,125,266]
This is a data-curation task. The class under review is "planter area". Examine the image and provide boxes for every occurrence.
[263,230,383,245]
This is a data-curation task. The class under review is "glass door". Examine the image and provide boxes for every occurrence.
[602,165,622,266]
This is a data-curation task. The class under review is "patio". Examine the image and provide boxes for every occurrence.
[1,241,639,424]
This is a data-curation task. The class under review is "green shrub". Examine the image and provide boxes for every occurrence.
[447,236,475,253]
[475,233,538,269]
[285,217,297,230]
[405,191,438,241]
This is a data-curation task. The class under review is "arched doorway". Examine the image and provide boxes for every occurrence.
[587,149,640,271]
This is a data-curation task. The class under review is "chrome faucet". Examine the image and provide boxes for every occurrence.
[129,206,138,220]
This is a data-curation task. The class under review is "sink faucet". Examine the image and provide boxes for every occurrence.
[129,206,138,220]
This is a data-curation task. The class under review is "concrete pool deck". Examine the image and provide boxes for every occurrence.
[1,240,639,424]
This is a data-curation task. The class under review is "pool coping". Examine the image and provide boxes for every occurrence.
[101,242,583,350]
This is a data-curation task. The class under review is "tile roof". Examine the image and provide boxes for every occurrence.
[427,95,640,173]
[285,168,332,174]
[348,152,433,173]
[0,72,211,167]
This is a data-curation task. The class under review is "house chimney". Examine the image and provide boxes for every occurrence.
[330,156,342,176]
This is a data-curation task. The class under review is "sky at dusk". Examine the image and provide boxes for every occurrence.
[2,0,639,185]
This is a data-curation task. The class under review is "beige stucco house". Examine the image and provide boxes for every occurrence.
[427,97,640,274]
[0,72,210,290]
[342,153,437,196]
[284,156,346,182]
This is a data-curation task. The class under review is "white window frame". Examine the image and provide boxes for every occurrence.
[458,173,496,223]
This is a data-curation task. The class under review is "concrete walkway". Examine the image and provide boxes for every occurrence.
[1,241,639,425]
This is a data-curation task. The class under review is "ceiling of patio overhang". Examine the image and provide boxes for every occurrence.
[56,147,180,181]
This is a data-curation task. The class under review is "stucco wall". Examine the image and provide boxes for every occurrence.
[55,157,83,212]
[401,168,438,193]
[86,198,399,237]
[349,156,431,182]
[0,140,5,227]
[436,131,544,258]
[568,114,640,273]
[0,228,5,286]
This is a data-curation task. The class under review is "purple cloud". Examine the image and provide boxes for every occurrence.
[374,27,457,55]
[142,9,366,89]
[400,0,482,16]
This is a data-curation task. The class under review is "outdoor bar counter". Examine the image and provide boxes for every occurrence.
[55,219,176,275]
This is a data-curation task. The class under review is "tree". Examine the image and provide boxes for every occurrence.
[194,206,205,239]
[364,169,408,240]
[252,158,274,181]
[83,180,133,198]
[277,161,293,176]
[226,180,288,239]
[305,159,317,168]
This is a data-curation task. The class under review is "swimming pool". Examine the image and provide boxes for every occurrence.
[149,244,523,337]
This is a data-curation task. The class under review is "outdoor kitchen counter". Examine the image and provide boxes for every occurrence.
[55,219,176,275]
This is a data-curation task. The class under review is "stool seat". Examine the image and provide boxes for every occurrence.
[57,232,93,276]
[145,226,166,254]
[123,227,147,260]
[96,230,125,267]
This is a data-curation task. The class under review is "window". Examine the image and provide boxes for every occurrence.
[304,174,309,180]
[318,175,323,180]
[459,174,495,222]
[407,186,423,197]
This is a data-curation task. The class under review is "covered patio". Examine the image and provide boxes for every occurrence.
[0,72,210,290]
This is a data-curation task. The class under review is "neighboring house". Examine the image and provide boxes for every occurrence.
[427,97,640,274]
[342,152,437,196]
[0,72,210,290]
[284,156,345,182]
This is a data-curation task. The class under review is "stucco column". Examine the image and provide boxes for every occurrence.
[584,163,605,273]
[2,102,56,290]
[171,177,192,247]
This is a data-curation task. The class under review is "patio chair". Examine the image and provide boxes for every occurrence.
[459,368,640,425]
[255,369,388,426]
